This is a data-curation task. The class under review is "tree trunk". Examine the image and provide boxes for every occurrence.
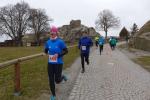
[36,33,40,46]
[105,31,107,39]
[17,37,23,46]
[105,30,108,42]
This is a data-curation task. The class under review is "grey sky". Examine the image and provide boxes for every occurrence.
[0,0,150,41]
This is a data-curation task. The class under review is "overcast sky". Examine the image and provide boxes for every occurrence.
[0,0,150,41]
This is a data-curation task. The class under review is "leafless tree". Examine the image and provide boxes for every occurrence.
[130,23,139,37]
[28,9,52,46]
[95,9,120,39]
[0,1,30,46]
[0,5,16,39]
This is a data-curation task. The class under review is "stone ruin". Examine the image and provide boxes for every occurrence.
[58,20,98,42]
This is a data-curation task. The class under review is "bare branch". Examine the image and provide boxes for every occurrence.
[28,8,51,45]
[95,9,120,39]
[0,1,30,46]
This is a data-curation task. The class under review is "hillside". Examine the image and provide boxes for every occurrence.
[133,20,150,51]
[136,20,150,36]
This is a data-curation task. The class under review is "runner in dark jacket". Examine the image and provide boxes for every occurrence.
[78,31,93,73]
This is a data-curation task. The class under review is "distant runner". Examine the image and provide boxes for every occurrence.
[78,31,93,73]
[109,37,117,50]
[94,36,99,48]
[98,36,105,55]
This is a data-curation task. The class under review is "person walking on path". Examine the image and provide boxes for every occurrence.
[94,36,99,48]
[78,31,93,73]
[44,26,68,100]
[98,36,105,55]
[109,37,117,50]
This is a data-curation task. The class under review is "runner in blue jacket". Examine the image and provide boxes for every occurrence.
[98,36,105,55]
[78,31,93,73]
[44,26,68,100]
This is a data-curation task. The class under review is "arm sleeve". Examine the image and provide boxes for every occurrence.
[58,40,68,57]
[58,48,68,57]
[78,39,81,49]
[90,38,93,46]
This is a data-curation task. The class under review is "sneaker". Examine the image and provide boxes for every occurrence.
[87,61,89,65]
[50,95,56,100]
[86,61,89,65]
[62,74,68,82]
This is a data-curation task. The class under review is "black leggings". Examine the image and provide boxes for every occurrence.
[95,41,98,47]
[48,63,63,96]
[80,53,89,70]
[111,44,116,50]
[99,45,103,54]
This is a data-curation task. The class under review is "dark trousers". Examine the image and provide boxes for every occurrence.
[95,41,98,47]
[80,53,89,71]
[99,45,103,55]
[111,44,116,50]
[48,63,63,96]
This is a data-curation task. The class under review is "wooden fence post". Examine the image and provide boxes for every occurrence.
[14,62,21,96]
[0,49,75,96]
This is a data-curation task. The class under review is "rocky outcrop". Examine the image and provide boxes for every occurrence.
[133,32,150,51]
[132,20,150,51]
[70,20,81,28]
[135,20,150,36]
[138,32,150,39]
[58,20,98,41]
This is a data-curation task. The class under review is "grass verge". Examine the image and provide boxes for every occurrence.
[134,56,150,71]
[0,46,79,100]
[118,44,150,72]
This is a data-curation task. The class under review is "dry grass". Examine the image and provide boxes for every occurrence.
[134,56,150,71]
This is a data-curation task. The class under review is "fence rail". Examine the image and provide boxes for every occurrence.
[0,53,45,69]
[0,45,77,96]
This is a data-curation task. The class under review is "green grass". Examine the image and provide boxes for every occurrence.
[0,47,43,63]
[118,44,150,72]
[117,44,126,49]
[134,56,150,71]
[0,46,79,100]
[118,43,137,53]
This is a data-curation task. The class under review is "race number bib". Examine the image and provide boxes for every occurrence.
[81,46,86,50]
[49,55,58,62]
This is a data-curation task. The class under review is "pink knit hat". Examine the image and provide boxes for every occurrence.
[50,26,58,34]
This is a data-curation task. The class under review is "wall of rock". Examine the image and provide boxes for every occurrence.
[133,32,150,51]
[131,20,150,51]
[58,20,98,42]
